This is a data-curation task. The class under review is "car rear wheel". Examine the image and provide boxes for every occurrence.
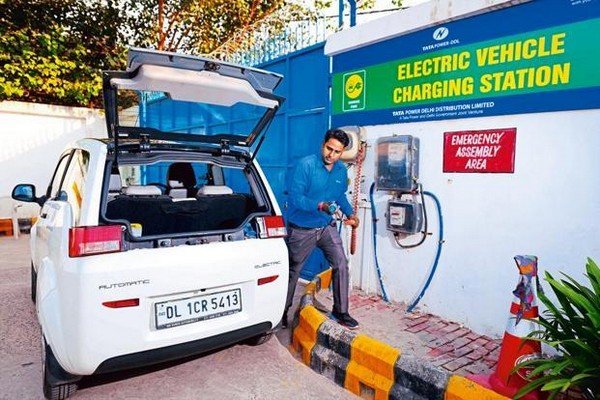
[31,263,37,304]
[245,332,273,346]
[42,336,79,400]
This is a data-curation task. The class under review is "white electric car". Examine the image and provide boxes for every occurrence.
[12,48,288,400]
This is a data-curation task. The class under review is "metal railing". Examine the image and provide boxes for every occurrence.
[218,17,338,65]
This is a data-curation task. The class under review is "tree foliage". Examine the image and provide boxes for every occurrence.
[0,0,126,107]
[0,0,294,107]
[124,0,286,54]
[0,0,393,108]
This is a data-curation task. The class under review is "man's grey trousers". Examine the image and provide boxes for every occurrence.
[285,223,349,314]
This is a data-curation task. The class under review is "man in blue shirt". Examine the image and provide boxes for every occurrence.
[283,129,360,329]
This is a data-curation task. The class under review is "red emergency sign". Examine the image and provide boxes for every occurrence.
[443,128,516,173]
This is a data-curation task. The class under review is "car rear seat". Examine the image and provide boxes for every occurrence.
[196,186,251,229]
[107,174,123,201]
[123,185,163,196]
[105,185,257,236]
[168,180,190,199]
[106,185,173,235]
[197,185,233,195]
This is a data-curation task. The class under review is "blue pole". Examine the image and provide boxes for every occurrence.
[348,0,357,27]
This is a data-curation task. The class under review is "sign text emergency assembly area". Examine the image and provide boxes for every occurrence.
[330,0,600,126]
[443,128,516,173]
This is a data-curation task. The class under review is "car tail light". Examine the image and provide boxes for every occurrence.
[256,216,287,238]
[258,275,279,285]
[69,225,123,257]
[102,298,140,308]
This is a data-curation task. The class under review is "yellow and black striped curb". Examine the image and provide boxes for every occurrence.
[291,269,509,400]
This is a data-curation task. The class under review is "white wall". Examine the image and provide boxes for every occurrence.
[0,101,105,218]
[347,109,600,337]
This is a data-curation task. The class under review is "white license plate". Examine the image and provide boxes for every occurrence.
[155,288,242,330]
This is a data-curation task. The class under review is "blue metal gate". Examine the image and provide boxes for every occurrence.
[139,43,331,280]
[255,42,330,280]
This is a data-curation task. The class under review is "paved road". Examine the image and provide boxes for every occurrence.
[0,235,355,400]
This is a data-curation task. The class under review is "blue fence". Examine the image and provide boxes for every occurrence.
[138,43,330,280]
[255,42,330,280]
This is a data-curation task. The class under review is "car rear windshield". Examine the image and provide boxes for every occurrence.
[104,158,268,238]
[117,90,269,138]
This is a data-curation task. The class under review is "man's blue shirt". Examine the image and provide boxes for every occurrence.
[286,154,354,228]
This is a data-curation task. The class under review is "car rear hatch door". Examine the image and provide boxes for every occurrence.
[102,48,284,156]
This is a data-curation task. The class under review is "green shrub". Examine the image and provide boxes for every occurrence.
[515,258,600,400]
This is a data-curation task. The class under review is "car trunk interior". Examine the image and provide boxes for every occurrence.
[102,154,268,239]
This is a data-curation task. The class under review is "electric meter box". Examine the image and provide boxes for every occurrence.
[376,135,419,192]
[387,199,423,234]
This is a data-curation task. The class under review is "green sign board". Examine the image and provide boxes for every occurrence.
[331,3,600,126]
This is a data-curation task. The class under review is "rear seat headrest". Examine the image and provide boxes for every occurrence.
[197,185,233,195]
[109,174,122,192]
[123,185,162,196]
[168,180,184,188]
[167,163,196,188]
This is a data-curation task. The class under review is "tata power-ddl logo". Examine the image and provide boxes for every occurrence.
[342,70,366,111]
[433,27,449,41]
[423,26,459,51]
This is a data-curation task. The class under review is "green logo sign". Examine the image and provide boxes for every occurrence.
[343,70,366,111]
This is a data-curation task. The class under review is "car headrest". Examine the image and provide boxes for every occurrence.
[197,185,233,195]
[168,180,184,188]
[167,162,196,188]
[109,174,122,192]
[123,185,162,196]
[169,188,188,199]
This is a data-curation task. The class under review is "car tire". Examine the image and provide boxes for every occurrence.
[245,332,273,346]
[31,263,37,304]
[42,337,79,400]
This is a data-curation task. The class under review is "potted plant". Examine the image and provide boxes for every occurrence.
[515,258,600,400]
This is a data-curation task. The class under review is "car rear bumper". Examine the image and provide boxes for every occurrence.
[94,321,272,374]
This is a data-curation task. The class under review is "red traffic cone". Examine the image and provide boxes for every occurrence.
[469,255,544,400]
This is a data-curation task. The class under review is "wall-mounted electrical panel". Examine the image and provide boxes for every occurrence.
[376,135,419,193]
[386,199,423,234]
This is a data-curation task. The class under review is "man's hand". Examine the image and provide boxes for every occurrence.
[344,215,360,228]
[318,202,337,215]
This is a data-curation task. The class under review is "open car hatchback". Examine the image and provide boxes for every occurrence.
[12,48,288,400]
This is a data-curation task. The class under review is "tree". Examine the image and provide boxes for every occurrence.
[0,0,290,107]
[0,0,389,108]
[0,0,126,107]
[122,0,288,54]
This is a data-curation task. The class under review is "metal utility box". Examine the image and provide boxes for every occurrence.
[386,199,423,234]
[376,135,419,192]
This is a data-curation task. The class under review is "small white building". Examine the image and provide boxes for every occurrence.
[326,0,600,336]
[0,102,104,220]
